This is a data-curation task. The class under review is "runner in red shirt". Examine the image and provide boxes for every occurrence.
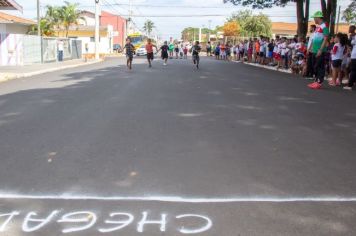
[145,38,158,68]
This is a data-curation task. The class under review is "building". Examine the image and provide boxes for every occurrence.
[0,12,36,66]
[71,10,127,57]
[0,0,22,12]
[272,22,351,38]
[0,11,34,34]
[100,11,127,48]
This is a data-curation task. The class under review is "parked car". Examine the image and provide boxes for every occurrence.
[136,45,147,56]
[113,44,122,53]
[136,45,157,56]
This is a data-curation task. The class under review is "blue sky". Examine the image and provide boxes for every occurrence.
[7,0,353,39]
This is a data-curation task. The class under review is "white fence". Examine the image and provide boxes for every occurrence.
[0,34,82,66]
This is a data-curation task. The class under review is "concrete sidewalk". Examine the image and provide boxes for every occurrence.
[0,59,103,82]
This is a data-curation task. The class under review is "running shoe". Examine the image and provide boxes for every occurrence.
[310,82,322,89]
[336,79,341,86]
[308,82,318,88]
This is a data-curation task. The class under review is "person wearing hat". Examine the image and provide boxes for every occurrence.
[307,11,330,90]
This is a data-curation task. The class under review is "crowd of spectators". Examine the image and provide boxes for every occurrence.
[211,11,355,91]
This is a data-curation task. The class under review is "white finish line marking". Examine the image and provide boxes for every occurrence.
[0,194,356,203]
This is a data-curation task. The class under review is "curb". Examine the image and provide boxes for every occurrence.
[0,59,103,83]
[232,60,292,74]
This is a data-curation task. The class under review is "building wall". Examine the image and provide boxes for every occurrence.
[0,23,30,34]
[0,33,24,65]
[100,11,126,47]
[78,15,96,26]
[0,24,6,33]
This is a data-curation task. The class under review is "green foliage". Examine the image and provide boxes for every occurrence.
[60,1,83,37]
[181,27,214,42]
[143,20,155,37]
[30,2,83,37]
[228,10,272,37]
[342,1,356,24]
[223,0,290,9]
[29,18,55,36]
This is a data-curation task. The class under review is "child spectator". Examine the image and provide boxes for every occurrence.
[330,33,347,86]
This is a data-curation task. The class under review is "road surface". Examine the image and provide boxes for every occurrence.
[0,56,356,235]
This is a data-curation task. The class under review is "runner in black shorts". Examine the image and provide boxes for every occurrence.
[157,41,169,66]
[145,38,157,68]
[124,38,135,70]
[191,41,201,69]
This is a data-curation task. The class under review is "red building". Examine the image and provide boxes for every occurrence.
[100,11,127,47]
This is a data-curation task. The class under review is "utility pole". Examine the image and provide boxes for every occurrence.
[95,0,100,60]
[199,27,202,42]
[37,0,43,63]
[37,0,40,37]
[128,0,132,34]
[336,5,341,33]
[208,20,212,42]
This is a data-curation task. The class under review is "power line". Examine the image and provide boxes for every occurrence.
[100,14,298,18]
[102,3,233,9]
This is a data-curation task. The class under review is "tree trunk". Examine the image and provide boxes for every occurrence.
[329,0,337,36]
[296,0,309,39]
[320,0,337,36]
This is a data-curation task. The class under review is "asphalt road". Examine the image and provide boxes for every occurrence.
[0,56,356,236]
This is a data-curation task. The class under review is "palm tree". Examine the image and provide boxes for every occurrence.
[45,5,62,36]
[143,20,155,37]
[59,1,83,38]
[29,18,55,36]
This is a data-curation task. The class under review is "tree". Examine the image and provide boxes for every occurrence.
[181,27,213,42]
[29,18,55,36]
[243,13,272,37]
[320,0,337,35]
[342,1,356,24]
[227,10,272,38]
[143,20,155,37]
[223,0,289,9]
[45,5,62,36]
[224,0,310,38]
[223,21,240,36]
[60,1,83,37]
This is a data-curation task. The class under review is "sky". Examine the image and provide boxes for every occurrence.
[6,0,353,40]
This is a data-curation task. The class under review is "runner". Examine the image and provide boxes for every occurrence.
[307,11,330,89]
[124,38,135,70]
[145,38,158,68]
[191,41,201,69]
[157,41,169,66]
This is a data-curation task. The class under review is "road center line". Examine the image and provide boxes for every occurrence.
[0,194,356,203]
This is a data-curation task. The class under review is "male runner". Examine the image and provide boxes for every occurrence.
[145,39,158,68]
[157,41,169,65]
[124,38,135,70]
[191,41,201,69]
